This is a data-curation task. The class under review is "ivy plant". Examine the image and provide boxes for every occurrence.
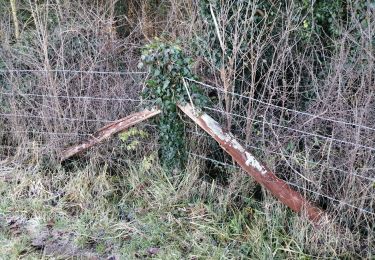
[139,39,208,170]
[119,127,149,151]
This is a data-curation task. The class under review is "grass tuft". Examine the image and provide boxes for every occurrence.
[0,153,362,259]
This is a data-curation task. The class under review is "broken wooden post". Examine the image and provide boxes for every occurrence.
[60,102,326,224]
[60,108,161,161]
[178,103,326,223]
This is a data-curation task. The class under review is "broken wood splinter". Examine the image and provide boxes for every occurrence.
[60,108,161,161]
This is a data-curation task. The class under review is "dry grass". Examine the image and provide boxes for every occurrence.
[0,0,374,258]
[0,153,363,259]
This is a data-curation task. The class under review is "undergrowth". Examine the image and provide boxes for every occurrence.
[0,0,373,258]
[0,154,360,259]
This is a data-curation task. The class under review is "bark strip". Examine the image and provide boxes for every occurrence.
[60,108,161,161]
[178,103,325,223]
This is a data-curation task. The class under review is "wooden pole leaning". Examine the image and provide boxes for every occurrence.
[178,103,326,224]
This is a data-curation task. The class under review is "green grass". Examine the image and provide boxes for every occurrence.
[0,153,358,259]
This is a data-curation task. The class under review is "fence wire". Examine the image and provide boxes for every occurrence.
[0,112,117,123]
[204,106,375,152]
[1,127,373,182]
[0,70,374,218]
[0,69,147,75]
[0,140,373,216]
[188,130,375,182]
[0,91,145,103]
[189,152,375,216]
[2,93,374,152]
[185,78,375,133]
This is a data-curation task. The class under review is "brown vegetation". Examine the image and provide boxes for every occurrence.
[0,0,374,258]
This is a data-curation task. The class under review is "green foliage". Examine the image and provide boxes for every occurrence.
[299,0,346,41]
[139,39,208,170]
[299,0,374,44]
[119,127,149,151]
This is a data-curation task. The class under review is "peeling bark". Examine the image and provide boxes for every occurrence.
[60,108,161,161]
[178,103,326,223]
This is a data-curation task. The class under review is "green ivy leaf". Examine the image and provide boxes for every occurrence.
[140,39,209,170]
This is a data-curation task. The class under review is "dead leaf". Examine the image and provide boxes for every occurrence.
[147,247,160,255]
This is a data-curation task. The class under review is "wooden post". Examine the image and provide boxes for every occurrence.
[60,108,161,161]
[178,103,326,223]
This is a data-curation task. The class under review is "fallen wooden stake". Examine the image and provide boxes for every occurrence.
[60,108,161,161]
[178,103,326,223]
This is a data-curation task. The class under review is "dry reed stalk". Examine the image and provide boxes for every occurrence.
[10,0,19,40]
